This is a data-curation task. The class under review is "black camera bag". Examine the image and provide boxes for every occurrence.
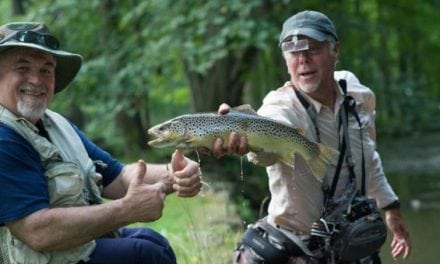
[307,79,387,262]
[323,184,387,262]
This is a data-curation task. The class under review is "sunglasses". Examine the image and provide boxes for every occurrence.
[0,30,60,50]
[281,39,309,53]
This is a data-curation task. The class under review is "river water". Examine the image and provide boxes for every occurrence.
[380,172,440,263]
[379,133,440,263]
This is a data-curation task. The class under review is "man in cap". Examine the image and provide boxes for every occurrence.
[213,10,411,263]
[0,22,202,263]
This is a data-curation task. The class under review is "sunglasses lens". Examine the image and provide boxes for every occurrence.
[16,31,28,42]
[281,39,309,53]
[46,35,60,49]
[14,31,60,50]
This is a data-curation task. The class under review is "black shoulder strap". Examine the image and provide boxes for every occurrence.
[339,79,347,94]
[345,101,367,196]
[327,79,367,200]
[294,89,321,142]
[328,131,346,198]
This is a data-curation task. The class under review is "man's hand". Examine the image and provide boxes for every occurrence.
[217,103,231,115]
[211,103,249,158]
[385,208,412,260]
[123,160,166,222]
[171,149,202,197]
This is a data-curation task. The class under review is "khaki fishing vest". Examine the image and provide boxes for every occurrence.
[0,105,104,264]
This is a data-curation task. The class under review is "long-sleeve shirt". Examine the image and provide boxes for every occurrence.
[248,70,398,235]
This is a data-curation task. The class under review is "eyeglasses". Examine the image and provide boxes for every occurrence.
[281,39,326,57]
[281,39,309,53]
[0,30,60,50]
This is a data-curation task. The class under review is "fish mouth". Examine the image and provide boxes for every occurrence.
[147,129,184,148]
[147,137,166,147]
[147,137,177,148]
[147,131,170,147]
[147,136,186,148]
[148,133,191,148]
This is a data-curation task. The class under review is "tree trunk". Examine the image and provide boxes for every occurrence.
[99,0,147,156]
[11,0,25,15]
[184,47,258,112]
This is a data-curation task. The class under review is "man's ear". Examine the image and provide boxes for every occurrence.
[333,41,340,57]
[332,41,340,68]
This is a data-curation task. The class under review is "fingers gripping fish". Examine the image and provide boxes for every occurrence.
[147,105,338,181]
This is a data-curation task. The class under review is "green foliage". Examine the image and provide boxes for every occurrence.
[1,0,439,216]
[335,0,440,136]
[1,0,438,139]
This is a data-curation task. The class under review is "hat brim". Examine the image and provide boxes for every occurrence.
[280,27,327,43]
[0,41,82,93]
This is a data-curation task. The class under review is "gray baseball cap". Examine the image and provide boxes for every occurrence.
[279,10,338,45]
[0,22,82,93]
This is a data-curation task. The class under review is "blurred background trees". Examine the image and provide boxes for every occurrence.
[2,0,439,218]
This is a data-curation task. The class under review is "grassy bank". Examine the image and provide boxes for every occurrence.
[131,187,245,264]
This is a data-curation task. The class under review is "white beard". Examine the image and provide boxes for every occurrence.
[17,84,47,122]
[297,83,319,94]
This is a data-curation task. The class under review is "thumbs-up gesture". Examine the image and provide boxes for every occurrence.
[171,149,202,197]
[124,160,166,222]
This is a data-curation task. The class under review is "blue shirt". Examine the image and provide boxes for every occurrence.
[0,122,124,225]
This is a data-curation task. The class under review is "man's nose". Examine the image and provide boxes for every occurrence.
[26,70,44,84]
[297,51,310,63]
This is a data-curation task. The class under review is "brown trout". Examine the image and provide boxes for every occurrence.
[147,105,338,181]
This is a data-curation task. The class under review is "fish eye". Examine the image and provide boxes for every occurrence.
[158,122,173,131]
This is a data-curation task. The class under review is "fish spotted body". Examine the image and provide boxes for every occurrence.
[148,105,338,181]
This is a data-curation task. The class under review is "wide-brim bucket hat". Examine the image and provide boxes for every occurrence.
[0,22,82,93]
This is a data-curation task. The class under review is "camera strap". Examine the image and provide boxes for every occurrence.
[328,79,366,202]
[294,88,321,142]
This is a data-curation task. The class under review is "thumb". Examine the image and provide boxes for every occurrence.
[171,149,186,172]
[218,103,231,115]
[151,182,167,200]
[131,160,147,186]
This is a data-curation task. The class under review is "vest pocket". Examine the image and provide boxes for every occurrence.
[45,161,87,207]
[10,236,50,264]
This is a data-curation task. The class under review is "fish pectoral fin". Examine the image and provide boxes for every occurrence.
[317,143,339,165]
[306,144,339,182]
[232,104,258,115]
[174,136,197,148]
[184,137,198,145]
[279,153,295,168]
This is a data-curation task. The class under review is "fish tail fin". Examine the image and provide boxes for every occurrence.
[307,144,339,182]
